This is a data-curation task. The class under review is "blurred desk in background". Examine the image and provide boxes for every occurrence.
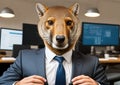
[0,57,120,64]
[0,57,15,63]
[99,57,120,64]
[0,57,15,76]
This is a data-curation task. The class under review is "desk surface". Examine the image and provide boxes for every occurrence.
[0,59,14,63]
[99,57,120,64]
[0,57,120,64]
[0,57,15,63]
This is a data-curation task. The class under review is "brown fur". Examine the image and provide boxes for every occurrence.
[36,3,81,55]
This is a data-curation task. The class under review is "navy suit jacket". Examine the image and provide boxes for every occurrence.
[0,48,109,85]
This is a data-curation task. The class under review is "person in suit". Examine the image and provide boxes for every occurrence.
[0,48,108,85]
[0,3,109,85]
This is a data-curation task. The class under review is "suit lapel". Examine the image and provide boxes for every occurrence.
[71,51,83,79]
[35,48,46,78]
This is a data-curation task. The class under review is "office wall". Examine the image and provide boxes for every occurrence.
[0,0,120,29]
[0,0,38,29]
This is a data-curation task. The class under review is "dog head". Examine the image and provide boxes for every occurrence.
[36,3,81,55]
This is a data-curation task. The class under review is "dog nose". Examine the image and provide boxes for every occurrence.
[56,35,65,43]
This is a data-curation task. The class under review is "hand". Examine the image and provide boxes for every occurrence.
[72,75,98,85]
[15,75,46,85]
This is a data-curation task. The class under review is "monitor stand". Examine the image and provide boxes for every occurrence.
[90,46,96,56]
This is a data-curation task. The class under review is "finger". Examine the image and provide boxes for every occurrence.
[30,78,45,84]
[20,75,46,84]
[75,82,92,85]
[30,75,46,82]
[27,83,45,85]
[27,75,46,84]
[72,75,89,82]
[72,78,91,85]
[72,75,98,85]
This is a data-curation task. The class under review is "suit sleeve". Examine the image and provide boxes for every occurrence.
[0,51,23,85]
[93,58,110,85]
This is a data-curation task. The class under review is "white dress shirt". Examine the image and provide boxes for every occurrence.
[45,47,72,85]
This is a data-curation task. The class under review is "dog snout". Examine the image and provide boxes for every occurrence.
[56,35,65,43]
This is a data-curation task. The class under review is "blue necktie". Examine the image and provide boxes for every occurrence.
[54,56,66,85]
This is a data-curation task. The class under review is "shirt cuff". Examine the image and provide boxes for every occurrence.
[12,81,18,85]
[98,82,101,85]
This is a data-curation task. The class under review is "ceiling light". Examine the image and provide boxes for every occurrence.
[0,7,15,18]
[85,8,100,17]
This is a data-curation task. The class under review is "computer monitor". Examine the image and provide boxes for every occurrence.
[22,23,44,46]
[82,22,120,46]
[0,28,23,50]
[75,37,91,54]
[12,44,30,58]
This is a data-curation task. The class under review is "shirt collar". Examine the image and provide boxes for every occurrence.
[45,47,72,63]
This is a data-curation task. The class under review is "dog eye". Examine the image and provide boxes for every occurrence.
[66,20,73,26]
[47,20,54,25]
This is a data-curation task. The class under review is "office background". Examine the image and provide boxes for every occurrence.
[0,0,120,85]
[0,0,120,29]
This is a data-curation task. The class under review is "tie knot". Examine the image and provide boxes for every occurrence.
[54,56,65,63]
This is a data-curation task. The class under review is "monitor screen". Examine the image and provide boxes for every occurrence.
[82,22,120,46]
[0,28,23,50]
[22,23,44,46]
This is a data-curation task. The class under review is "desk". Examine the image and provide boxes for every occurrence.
[0,58,15,76]
[99,58,120,64]
[0,57,15,63]
[0,57,120,64]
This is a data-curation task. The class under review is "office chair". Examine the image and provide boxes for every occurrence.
[107,73,120,85]
[105,64,120,85]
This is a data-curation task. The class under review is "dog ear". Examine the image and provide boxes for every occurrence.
[70,3,80,16]
[36,3,48,17]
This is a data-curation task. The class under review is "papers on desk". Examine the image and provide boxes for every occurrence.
[1,57,16,60]
[99,57,118,60]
